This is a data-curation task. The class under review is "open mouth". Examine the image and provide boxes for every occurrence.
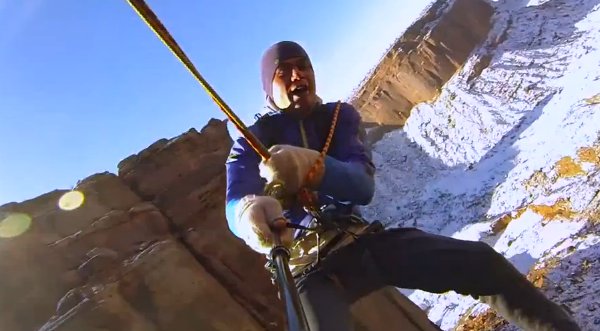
[290,84,309,98]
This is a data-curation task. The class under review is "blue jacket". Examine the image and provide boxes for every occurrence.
[225,101,376,239]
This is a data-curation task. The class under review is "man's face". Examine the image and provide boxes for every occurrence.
[271,56,317,112]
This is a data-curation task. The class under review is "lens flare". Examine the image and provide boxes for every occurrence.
[0,213,32,238]
[58,190,85,211]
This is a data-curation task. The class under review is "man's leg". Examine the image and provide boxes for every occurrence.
[294,231,396,331]
[342,227,581,331]
[295,271,354,331]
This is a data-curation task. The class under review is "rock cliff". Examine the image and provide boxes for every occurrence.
[351,0,494,145]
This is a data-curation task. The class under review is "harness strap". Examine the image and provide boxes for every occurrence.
[266,101,350,283]
[297,101,341,211]
[291,220,385,279]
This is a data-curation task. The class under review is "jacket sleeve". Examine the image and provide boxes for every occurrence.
[317,103,376,205]
[225,126,267,238]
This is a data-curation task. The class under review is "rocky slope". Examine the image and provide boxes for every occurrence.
[354,0,600,330]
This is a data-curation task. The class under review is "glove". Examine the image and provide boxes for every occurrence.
[259,144,324,196]
[234,194,294,254]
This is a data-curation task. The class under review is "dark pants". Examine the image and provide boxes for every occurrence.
[294,226,534,331]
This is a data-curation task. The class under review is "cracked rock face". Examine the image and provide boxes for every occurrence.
[0,171,265,331]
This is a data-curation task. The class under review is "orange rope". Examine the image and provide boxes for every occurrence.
[298,101,342,210]
[126,0,271,161]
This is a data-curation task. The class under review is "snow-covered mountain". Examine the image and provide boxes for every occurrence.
[361,0,600,329]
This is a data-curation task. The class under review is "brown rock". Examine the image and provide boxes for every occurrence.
[119,119,286,330]
[40,240,263,331]
[0,173,169,331]
[350,0,494,132]
[118,121,232,203]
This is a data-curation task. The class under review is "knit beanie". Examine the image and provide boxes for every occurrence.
[260,41,311,99]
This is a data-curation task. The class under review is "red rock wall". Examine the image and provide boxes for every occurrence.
[118,119,285,329]
[350,0,494,130]
[0,173,265,331]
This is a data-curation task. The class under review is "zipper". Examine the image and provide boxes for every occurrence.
[299,119,309,148]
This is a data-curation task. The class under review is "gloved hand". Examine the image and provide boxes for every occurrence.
[234,194,294,254]
[259,144,324,196]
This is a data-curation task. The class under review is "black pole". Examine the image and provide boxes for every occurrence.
[269,233,311,331]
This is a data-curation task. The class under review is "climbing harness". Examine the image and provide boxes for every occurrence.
[262,102,358,265]
[264,100,385,281]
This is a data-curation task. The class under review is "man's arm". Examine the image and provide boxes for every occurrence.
[225,128,267,238]
[317,103,376,205]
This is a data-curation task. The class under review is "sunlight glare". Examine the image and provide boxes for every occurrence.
[58,190,85,211]
[0,213,32,238]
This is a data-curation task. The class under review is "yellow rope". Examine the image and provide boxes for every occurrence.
[126,0,270,161]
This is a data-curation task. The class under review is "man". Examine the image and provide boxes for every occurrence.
[225,41,580,331]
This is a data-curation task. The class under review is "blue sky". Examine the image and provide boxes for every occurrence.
[0,0,429,205]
